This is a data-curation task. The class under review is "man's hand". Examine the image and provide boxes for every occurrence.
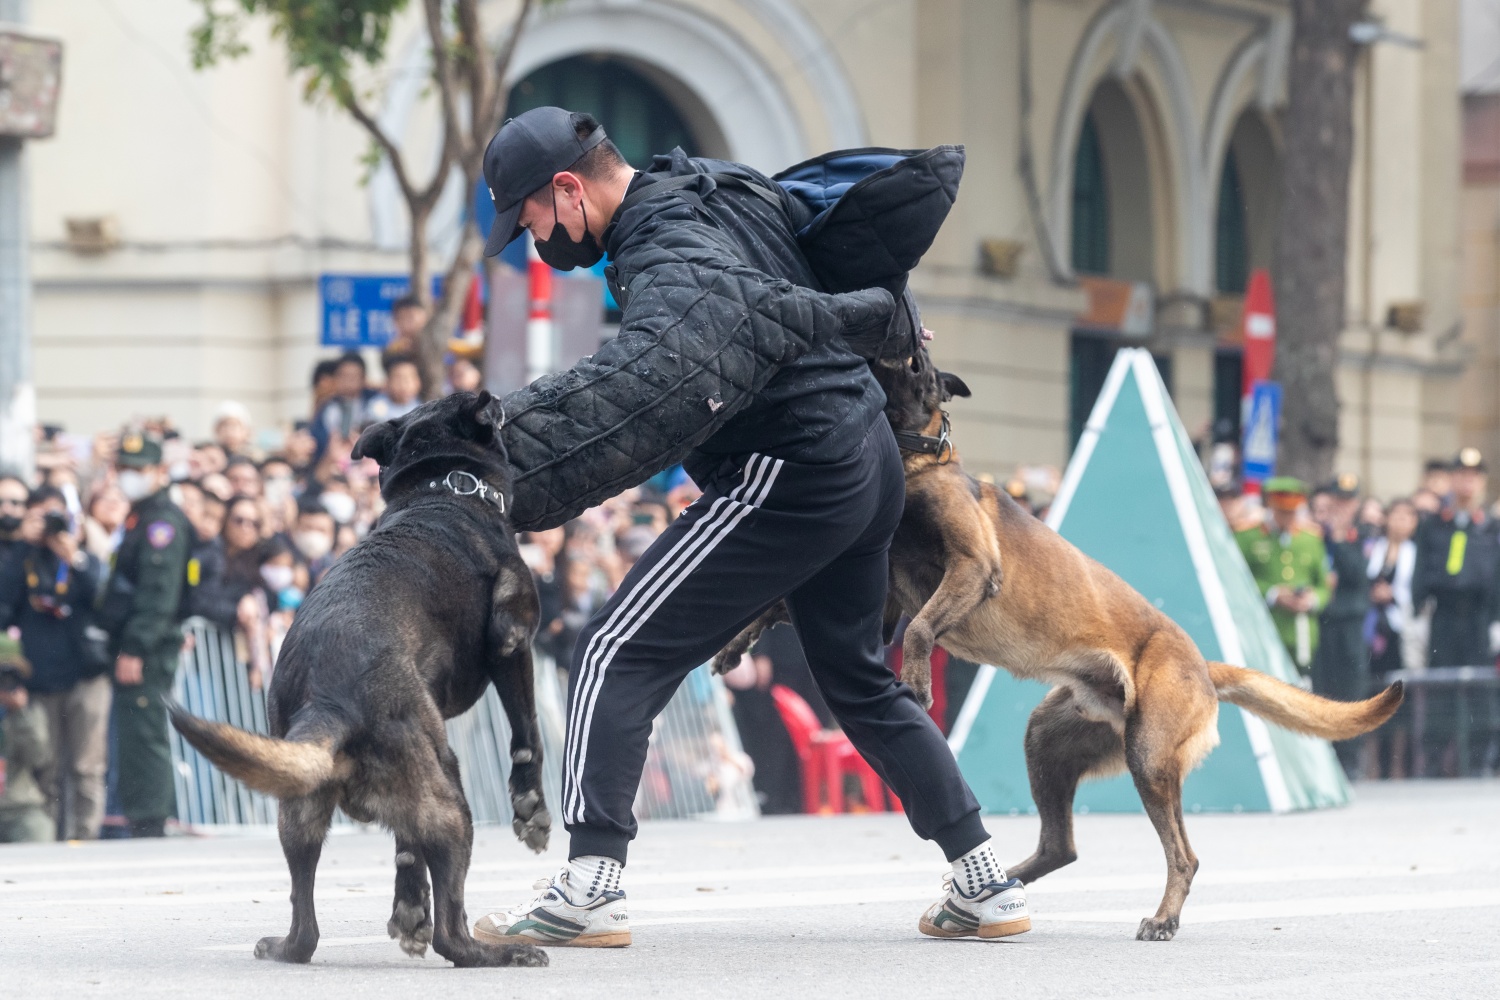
[1275,589,1316,613]
[115,654,144,686]
[46,529,79,567]
[1370,580,1394,606]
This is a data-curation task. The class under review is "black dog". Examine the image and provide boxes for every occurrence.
[169,391,549,968]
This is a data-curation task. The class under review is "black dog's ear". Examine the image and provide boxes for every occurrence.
[466,389,505,436]
[351,421,398,465]
[940,372,972,401]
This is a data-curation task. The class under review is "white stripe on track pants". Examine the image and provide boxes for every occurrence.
[562,419,988,864]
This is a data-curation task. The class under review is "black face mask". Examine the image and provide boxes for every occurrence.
[0,514,20,534]
[534,198,603,271]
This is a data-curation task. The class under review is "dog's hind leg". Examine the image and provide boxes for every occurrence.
[1007,687,1124,886]
[1124,661,1215,942]
[711,601,788,675]
[421,749,548,968]
[388,842,432,957]
[256,793,336,963]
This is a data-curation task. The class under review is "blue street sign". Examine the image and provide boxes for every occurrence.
[1241,379,1281,483]
[319,273,449,347]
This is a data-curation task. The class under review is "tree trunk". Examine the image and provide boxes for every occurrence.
[405,204,445,399]
[1271,0,1367,485]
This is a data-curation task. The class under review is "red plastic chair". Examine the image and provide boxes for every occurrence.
[770,684,899,814]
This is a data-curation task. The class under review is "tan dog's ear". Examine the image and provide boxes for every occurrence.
[352,422,397,465]
[939,372,972,401]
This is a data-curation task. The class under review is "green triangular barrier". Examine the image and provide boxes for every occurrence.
[949,349,1350,813]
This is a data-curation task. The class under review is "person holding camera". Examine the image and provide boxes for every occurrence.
[0,634,55,843]
[0,485,110,840]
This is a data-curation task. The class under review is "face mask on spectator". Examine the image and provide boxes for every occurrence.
[265,476,294,506]
[320,492,356,524]
[294,530,333,561]
[118,470,153,501]
[261,564,295,592]
[0,514,20,533]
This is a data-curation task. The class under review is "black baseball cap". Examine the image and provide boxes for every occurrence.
[482,107,607,256]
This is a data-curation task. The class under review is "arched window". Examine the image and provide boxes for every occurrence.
[505,56,702,167]
[1215,149,1249,295]
[1071,112,1110,276]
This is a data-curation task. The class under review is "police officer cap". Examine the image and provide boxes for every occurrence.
[1452,447,1486,473]
[1262,476,1307,497]
[1321,473,1360,499]
[116,429,163,468]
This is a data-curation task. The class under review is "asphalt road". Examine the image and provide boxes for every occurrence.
[2,780,1497,999]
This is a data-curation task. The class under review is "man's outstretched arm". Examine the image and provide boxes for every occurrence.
[501,225,893,532]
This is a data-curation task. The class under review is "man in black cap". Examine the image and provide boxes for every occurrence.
[1311,473,1371,773]
[1412,448,1500,773]
[470,108,1022,946]
[97,431,192,837]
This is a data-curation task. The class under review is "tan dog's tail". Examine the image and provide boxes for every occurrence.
[168,700,347,799]
[1207,663,1404,741]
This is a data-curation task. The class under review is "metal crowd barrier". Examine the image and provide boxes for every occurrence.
[1383,665,1500,777]
[169,619,756,829]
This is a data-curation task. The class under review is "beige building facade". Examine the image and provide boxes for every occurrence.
[25,1,1465,493]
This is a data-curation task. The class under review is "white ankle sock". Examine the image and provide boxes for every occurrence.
[951,840,1005,896]
[567,855,623,899]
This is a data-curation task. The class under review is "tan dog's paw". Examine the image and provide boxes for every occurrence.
[902,667,934,711]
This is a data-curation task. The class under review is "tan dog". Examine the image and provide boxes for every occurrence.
[716,350,1402,942]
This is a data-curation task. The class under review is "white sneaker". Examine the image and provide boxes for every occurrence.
[919,871,1031,939]
[473,868,631,948]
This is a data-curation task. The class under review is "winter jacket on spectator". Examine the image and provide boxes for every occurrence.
[0,546,106,695]
[179,537,244,631]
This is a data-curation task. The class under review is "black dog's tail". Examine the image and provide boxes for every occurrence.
[167,700,349,799]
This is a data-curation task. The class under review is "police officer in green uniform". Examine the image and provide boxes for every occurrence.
[99,432,192,838]
[1236,477,1332,680]
[1412,448,1500,774]
[1311,473,1372,773]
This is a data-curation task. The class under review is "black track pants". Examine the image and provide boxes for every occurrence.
[562,419,988,864]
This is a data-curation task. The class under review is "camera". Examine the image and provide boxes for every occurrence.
[42,510,71,536]
[0,663,26,694]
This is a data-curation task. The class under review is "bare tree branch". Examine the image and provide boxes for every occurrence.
[340,84,419,205]
[456,0,486,149]
[423,0,471,166]
[481,0,537,142]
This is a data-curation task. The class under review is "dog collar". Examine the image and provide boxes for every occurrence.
[427,469,507,515]
[892,411,953,464]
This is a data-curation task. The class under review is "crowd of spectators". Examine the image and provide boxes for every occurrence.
[1219,452,1500,780]
[0,335,492,841]
[4,329,1497,840]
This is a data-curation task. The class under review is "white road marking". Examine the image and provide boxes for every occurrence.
[1042,888,1500,924]
[2,860,1455,899]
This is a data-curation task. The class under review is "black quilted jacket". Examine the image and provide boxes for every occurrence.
[500,151,894,531]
